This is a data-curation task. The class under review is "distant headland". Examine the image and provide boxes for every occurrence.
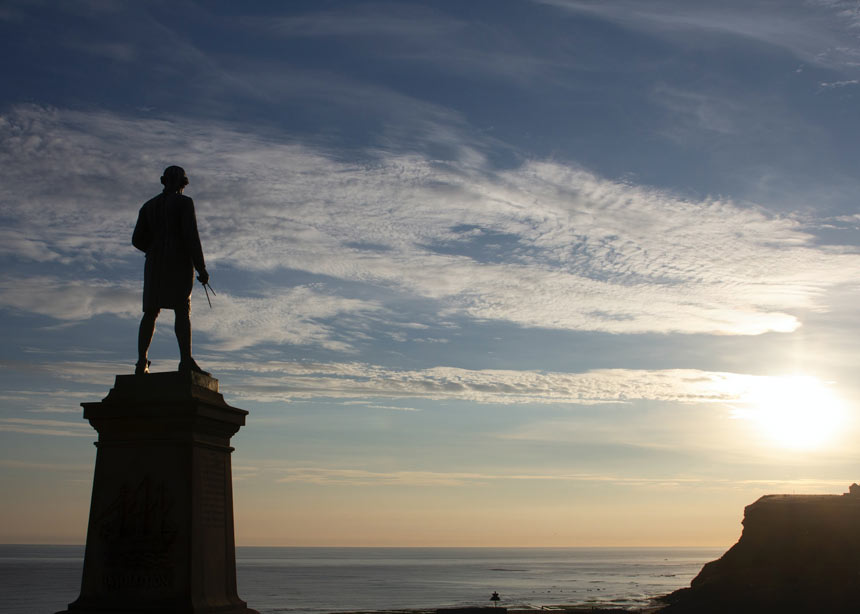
[658,484,860,613]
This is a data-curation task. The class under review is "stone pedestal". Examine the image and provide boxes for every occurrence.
[59,371,258,614]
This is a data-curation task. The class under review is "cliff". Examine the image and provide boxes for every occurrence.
[660,486,860,613]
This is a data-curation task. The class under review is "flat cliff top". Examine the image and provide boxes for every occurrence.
[755,493,855,502]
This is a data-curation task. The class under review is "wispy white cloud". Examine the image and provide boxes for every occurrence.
[0,459,91,472]
[0,384,104,402]
[0,276,139,320]
[0,417,92,437]
[26,407,81,414]
[535,0,860,71]
[269,464,856,490]
[273,467,720,488]
[340,400,422,412]
[256,4,463,41]
[277,467,495,487]
[38,357,809,408]
[30,360,128,387]
[819,79,860,88]
[248,3,555,87]
[0,230,66,263]
[2,105,857,346]
[0,276,382,352]
[807,0,860,31]
[194,286,382,352]
[651,85,750,139]
[197,359,798,407]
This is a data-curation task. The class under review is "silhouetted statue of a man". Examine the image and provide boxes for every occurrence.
[132,165,210,376]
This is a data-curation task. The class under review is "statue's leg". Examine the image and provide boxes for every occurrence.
[175,302,192,364]
[136,309,158,374]
[176,301,209,375]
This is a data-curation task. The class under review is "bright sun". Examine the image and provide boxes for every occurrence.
[741,375,847,450]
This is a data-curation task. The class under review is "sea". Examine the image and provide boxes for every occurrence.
[0,545,723,614]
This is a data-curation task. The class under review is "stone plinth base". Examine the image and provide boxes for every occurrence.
[58,371,258,614]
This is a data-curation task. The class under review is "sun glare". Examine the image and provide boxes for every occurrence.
[740,375,847,450]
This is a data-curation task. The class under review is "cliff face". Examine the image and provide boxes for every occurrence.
[661,489,860,613]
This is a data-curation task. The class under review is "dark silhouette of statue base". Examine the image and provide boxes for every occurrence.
[57,371,258,614]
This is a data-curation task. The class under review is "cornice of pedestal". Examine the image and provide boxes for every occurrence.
[81,372,249,441]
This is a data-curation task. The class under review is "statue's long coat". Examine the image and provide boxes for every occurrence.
[132,192,206,312]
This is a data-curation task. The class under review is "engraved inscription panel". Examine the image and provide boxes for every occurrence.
[94,476,177,592]
[201,450,226,527]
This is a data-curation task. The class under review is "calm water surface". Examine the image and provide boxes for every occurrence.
[0,545,721,614]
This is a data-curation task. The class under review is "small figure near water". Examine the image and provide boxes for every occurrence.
[132,165,210,376]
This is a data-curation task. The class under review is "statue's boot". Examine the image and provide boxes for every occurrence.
[175,309,210,376]
[179,357,210,377]
[135,359,151,375]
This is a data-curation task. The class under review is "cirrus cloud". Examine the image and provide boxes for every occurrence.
[2,105,857,345]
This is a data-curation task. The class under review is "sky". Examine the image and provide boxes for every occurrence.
[1,0,860,547]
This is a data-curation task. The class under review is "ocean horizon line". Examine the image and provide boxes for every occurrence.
[0,543,726,549]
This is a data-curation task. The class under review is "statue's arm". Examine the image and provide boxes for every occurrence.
[132,206,150,252]
[181,197,207,274]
